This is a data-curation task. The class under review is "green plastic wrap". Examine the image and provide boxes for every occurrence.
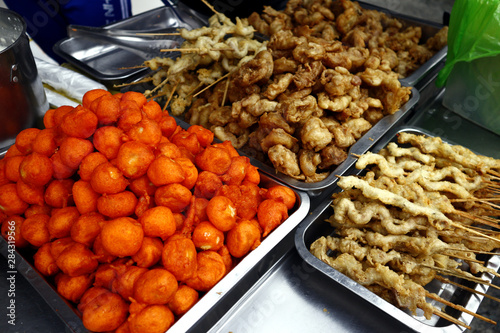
[436,0,500,87]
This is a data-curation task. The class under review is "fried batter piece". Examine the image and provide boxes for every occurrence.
[311,132,500,323]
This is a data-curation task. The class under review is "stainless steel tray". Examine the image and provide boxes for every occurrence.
[294,126,500,333]
[0,149,310,333]
[53,4,206,86]
[248,89,419,195]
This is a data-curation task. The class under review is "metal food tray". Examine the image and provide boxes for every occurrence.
[247,89,419,195]
[0,150,310,333]
[357,1,448,87]
[294,126,500,332]
[53,3,206,86]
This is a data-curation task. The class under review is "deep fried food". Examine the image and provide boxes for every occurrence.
[133,268,178,304]
[100,217,144,257]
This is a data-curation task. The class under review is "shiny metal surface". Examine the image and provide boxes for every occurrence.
[53,4,205,85]
[0,8,48,149]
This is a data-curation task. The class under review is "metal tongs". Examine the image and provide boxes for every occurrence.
[67,24,186,60]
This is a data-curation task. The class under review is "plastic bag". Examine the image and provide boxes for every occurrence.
[436,0,500,87]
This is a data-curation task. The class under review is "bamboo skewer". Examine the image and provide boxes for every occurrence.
[221,75,230,107]
[453,210,500,230]
[135,32,181,36]
[422,265,500,292]
[426,292,497,325]
[160,47,233,53]
[163,82,179,111]
[201,0,219,15]
[435,275,500,303]
[432,309,470,329]
[192,72,231,98]
[113,76,153,88]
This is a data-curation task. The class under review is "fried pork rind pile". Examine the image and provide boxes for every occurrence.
[311,132,500,322]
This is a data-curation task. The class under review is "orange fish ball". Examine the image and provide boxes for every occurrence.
[78,152,108,182]
[265,185,296,210]
[32,128,58,157]
[176,157,198,190]
[81,289,128,332]
[56,242,99,276]
[5,143,24,158]
[121,91,147,108]
[16,179,44,206]
[155,142,182,159]
[116,141,155,179]
[33,242,60,276]
[24,204,51,218]
[133,268,178,305]
[212,140,240,158]
[72,180,100,214]
[55,273,93,303]
[48,206,80,239]
[20,213,51,247]
[141,100,162,122]
[112,265,148,300]
[127,116,162,148]
[129,175,156,197]
[206,195,237,232]
[138,206,176,240]
[158,114,178,139]
[168,284,199,316]
[192,221,224,251]
[134,194,154,218]
[19,152,53,187]
[92,233,117,264]
[226,219,261,258]
[50,237,75,259]
[162,235,197,282]
[128,304,175,333]
[170,130,202,156]
[187,124,214,148]
[91,93,122,125]
[97,191,138,218]
[43,108,56,129]
[194,145,232,175]
[1,215,29,248]
[70,212,104,246]
[82,89,111,109]
[50,151,76,180]
[0,183,29,216]
[52,105,75,127]
[0,159,8,186]
[131,236,163,268]
[154,183,192,213]
[217,245,233,273]
[257,199,289,237]
[44,179,75,208]
[58,136,94,170]
[15,127,41,154]
[185,251,226,292]
[100,217,144,257]
[93,126,125,160]
[147,155,185,187]
[60,105,98,139]
[221,155,251,185]
[4,155,24,182]
[243,164,260,184]
[117,103,142,132]
[90,162,129,194]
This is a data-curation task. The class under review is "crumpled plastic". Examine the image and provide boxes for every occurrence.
[436,0,500,87]
[35,57,107,107]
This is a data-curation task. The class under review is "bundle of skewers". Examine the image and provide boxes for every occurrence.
[310,132,500,329]
[118,0,266,116]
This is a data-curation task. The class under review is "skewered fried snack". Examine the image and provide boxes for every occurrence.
[311,132,500,326]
